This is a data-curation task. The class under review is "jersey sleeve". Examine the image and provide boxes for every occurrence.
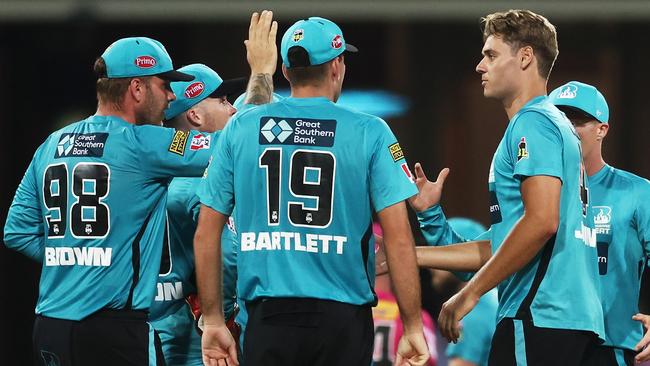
[197,122,235,216]
[635,179,650,257]
[367,118,418,212]
[510,111,564,181]
[132,125,215,178]
[416,205,467,246]
[4,152,45,261]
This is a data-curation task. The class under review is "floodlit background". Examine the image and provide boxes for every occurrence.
[1,1,649,364]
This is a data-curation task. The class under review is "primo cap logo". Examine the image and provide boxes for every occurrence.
[261,118,293,143]
[558,84,578,99]
[332,35,343,49]
[135,55,157,68]
[184,82,205,98]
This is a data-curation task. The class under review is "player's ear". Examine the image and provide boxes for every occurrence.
[597,123,609,140]
[129,78,146,103]
[519,46,534,71]
[186,108,202,128]
[330,58,341,82]
[281,64,290,83]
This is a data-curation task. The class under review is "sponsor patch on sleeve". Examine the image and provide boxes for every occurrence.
[516,137,529,161]
[169,130,189,156]
[401,163,415,183]
[389,142,404,162]
[190,133,211,151]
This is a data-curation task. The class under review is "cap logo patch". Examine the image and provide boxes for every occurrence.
[558,84,577,99]
[332,35,343,49]
[184,82,205,98]
[135,55,157,68]
[292,29,304,42]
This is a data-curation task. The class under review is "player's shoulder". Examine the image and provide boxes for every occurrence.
[511,101,569,138]
[610,167,650,192]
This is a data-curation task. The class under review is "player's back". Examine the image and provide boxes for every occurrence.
[488,96,603,337]
[6,115,212,320]
[203,96,416,306]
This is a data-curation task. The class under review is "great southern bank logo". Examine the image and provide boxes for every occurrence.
[261,118,293,143]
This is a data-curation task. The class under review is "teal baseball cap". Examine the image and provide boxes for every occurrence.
[164,63,247,120]
[448,217,487,240]
[281,17,358,68]
[549,81,609,124]
[100,37,193,81]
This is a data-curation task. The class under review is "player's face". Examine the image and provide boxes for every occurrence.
[197,96,237,132]
[476,35,521,100]
[136,77,175,126]
[572,120,605,157]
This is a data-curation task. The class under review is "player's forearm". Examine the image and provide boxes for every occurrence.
[416,240,491,271]
[244,73,273,105]
[385,236,423,332]
[464,213,557,299]
[194,208,227,325]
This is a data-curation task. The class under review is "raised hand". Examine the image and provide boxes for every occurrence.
[245,10,278,75]
[408,163,450,213]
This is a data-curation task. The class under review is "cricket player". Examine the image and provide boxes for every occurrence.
[3,36,213,365]
[194,16,429,366]
[550,81,650,366]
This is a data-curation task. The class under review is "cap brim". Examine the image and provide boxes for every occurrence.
[209,77,248,98]
[345,43,359,53]
[157,70,195,82]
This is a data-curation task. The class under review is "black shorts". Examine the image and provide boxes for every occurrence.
[33,309,165,366]
[242,297,374,366]
[488,318,600,366]
[582,345,635,366]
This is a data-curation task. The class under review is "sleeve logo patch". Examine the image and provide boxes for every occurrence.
[55,133,109,158]
[169,130,189,156]
[389,142,404,162]
[190,133,211,151]
[517,137,529,161]
[401,163,415,183]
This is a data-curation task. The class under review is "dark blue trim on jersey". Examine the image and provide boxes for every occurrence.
[125,210,153,310]
[361,222,378,306]
[515,234,556,320]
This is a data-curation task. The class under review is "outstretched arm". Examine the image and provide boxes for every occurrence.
[243,10,278,105]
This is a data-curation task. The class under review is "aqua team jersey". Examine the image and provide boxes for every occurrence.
[446,289,498,366]
[488,96,604,337]
[587,165,650,350]
[198,96,418,304]
[149,177,239,366]
[3,115,213,320]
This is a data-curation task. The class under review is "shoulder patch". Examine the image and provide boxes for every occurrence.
[389,142,404,162]
[169,130,188,156]
[517,137,529,161]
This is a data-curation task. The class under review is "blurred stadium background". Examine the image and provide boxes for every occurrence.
[2,1,649,364]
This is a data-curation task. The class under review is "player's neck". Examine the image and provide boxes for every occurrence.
[502,78,547,120]
[95,103,137,125]
[585,148,607,177]
[290,85,335,101]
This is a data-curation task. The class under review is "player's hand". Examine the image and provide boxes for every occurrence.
[438,287,479,343]
[245,10,278,75]
[407,163,450,213]
[374,234,389,275]
[394,330,430,366]
[201,323,239,366]
[633,313,650,363]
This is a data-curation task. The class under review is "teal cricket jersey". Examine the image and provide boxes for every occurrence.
[588,165,650,350]
[149,176,239,366]
[447,289,498,366]
[488,96,603,337]
[198,96,418,305]
[3,115,213,320]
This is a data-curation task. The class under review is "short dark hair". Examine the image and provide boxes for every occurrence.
[284,46,331,87]
[93,57,132,108]
[481,9,559,80]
